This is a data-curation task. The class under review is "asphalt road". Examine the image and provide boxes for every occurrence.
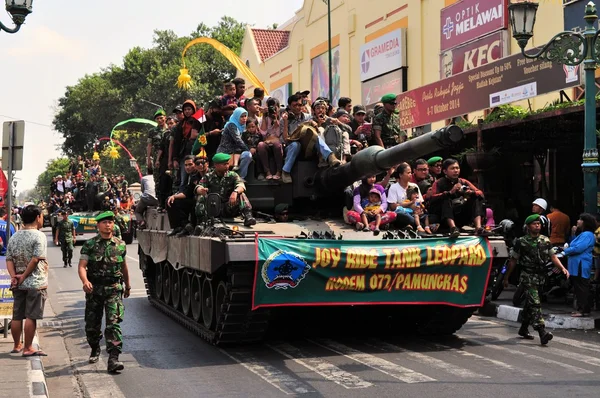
[40,229,600,398]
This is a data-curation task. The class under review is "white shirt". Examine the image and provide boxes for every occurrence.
[387,182,423,205]
[140,175,156,200]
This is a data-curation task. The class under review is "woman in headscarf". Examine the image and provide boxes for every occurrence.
[217,107,253,179]
[345,175,396,232]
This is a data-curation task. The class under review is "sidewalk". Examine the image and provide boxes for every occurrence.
[483,285,600,330]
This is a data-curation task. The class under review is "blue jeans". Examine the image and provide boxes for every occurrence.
[282,137,333,173]
[238,151,252,179]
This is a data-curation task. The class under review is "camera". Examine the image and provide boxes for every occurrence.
[266,98,278,117]
[460,185,469,192]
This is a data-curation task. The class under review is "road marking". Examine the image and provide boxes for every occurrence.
[267,342,372,389]
[365,340,489,379]
[550,335,600,354]
[311,339,435,384]
[127,255,139,263]
[220,349,316,395]
[464,334,593,375]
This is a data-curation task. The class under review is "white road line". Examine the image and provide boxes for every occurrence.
[310,339,435,384]
[126,255,139,263]
[267,343,372,389]
[365,340,489,379]
[465,335,593,375]
[550,335,600,354]
[220,349,316,395]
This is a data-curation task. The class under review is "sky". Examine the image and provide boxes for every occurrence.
[0,0,304,192]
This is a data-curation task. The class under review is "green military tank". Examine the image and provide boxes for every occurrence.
[137,125,509,345]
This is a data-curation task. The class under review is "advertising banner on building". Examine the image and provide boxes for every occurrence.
[397,48,581,130]
[564,0,598,32]
[270,83,290,107]
[312,46,340,105]
[252,236,492,309]
[360,29,407,82]
[440,0,508,52]
[361,69,404,107]
[440,31,508,79]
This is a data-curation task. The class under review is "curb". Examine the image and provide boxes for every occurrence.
[486,302,599,330]
[27,333,49,398]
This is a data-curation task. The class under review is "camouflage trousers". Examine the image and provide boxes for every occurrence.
[520,272,545,330]
[60,240,74,264]
[85,286,124,354]
[195,193,252,222]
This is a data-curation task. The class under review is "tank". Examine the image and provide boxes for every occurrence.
[137,125,509,345]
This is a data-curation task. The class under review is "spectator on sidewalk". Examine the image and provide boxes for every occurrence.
[6,205,48,357]
[565,213,596,317]
[548,202,570,246]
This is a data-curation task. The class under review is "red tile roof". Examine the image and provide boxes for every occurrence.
[251,29,290,62]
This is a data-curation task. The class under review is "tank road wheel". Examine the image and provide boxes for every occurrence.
[163,264,172,305]
[191,274,202,322]
[154,262,163,300]
[215,281,227,322]
[171,269,182,310]
[181,271,192,316]
[201,278,215,330]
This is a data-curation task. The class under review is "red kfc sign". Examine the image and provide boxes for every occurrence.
[440,0,508,52]
[440,31,507,78]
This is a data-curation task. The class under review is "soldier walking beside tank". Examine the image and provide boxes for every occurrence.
[78,211,131,373]
[504,214,569,345]
[54,210,76,268]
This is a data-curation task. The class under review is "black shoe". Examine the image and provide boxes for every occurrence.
[176,224,193,237]
[107,352,124,373]
[69,262,72,267]
[518,325,534,340]
[167,227,182,237]
[449,227,460,238]
[63,263,67,268]
[89,346,101,364]
[244,216,257,227]
[538,328,553,345]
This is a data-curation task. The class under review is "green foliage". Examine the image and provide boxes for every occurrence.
[453,146,501,162]
[483,105,528,124]
[34,158,70,200]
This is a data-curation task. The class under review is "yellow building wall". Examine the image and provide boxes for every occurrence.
[239,0,567,130]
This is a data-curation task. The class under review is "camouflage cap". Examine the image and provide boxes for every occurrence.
[96,211,115,223]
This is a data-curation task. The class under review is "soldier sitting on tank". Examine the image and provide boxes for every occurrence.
[194,152,256,228]
[428,158,486,238]
[166,155,202,237]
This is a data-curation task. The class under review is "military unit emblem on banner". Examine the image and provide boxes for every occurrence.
[261,250,310,290]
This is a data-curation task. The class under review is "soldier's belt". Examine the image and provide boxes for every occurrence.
[88,276,122,284]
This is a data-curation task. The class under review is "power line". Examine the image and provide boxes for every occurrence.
[0,114,54,129]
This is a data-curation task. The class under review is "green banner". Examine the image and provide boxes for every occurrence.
[252,236,493,309]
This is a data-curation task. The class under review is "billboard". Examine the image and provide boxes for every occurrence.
[441,0,508,52]
[564,0,598,32]
[270,83,290,106]
[397,49,581,130]
[311,46,340,104]
[361,70,404,107]
[440,31,508,79]
[360,29,407,82]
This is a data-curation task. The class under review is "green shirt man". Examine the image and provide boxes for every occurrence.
[54,211,76,267]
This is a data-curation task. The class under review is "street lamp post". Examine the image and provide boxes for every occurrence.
[323,0,333,101]
[0,0,33,34]
[508,0,600,214]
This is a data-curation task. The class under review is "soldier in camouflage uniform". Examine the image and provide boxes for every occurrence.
[195,152,256,228]
[54,210,76,268]
[372,93,407,148]
[78,211,131,373]
[147,109,168,198]
[505,214,569,345]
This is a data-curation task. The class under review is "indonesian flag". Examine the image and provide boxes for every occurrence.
[191,108,207,155]
[193,108,206,123]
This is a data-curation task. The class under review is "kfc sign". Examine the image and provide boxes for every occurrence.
[440,31,507,78]
[360,29,407,82]
[441,0,508,52]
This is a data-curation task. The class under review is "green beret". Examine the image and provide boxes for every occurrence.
[154,109,166,118]
[274,203,289,215]
[427,156,443,166]
[95,211,115,223]
[381,93,397,104]
[525,214,541,225]
[212,152,231,164]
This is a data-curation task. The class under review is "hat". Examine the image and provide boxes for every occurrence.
[154,109,166,118]
[212,152,231,164]
[353,105,366,115]
[373,103,384,114]
[95,211,115,223]
[274,203,289,215]
[333,109,349,119]
[381,93,397,104]
[295,90,310,97]
[532,198,548,211]
[427,156,443,166]
[525,214,541,225]
[369,188,381,197]
[172,104,183,113]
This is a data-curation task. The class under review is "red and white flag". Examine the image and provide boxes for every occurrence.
[193,108,206,123]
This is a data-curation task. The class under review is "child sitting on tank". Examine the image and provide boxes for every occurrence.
[402,187,432,234]
[359,188,383,235]
[241,119,263,177]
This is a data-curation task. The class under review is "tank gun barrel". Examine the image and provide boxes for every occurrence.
[315,125,463,192]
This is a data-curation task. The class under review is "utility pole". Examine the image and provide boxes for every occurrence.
[324,0,333,102]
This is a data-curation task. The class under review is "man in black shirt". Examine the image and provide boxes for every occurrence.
[203,98,225,165]
[165,156,201,237]
[170,100,201,192]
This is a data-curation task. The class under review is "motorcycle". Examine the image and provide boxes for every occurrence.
[486,219,518,300]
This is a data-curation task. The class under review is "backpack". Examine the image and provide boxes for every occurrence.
[320,123,344,162]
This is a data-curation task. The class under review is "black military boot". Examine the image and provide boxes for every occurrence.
[63,262,68,268]
[243,209,256,227]
[89,346,101,364]
[107,351,124,373]
[538,327,553,345]
[176,224,193,237]
[167,227,182,237]
[518,324,534,340]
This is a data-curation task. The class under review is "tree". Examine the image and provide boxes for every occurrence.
[34,158,70,200]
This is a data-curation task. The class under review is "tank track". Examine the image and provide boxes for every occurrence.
[142,257,270,345]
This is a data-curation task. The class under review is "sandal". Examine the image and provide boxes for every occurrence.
[22,350,47,357]
[571,312,584,317]
[266,174,273,180]
[272,174,281,180]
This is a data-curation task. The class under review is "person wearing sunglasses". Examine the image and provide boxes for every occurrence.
[372,93,406,148]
